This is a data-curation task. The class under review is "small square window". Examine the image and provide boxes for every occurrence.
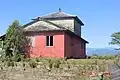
[46,36,53,46]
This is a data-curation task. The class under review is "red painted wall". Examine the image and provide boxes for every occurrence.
[64,32,86,58]
[26,31,86,58]
[26,31,65,58]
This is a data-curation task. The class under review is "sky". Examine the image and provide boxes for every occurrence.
[0,0,120,48]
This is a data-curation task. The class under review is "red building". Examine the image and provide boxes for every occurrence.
[23,11,88,58]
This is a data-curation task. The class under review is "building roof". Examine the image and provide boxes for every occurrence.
[33,11,84,25]
[39,11,76,18]
[24,19,67,31]
[24,11,84,31]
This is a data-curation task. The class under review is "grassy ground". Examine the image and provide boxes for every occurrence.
[0,58,115,80]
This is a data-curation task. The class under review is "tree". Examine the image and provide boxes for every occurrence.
[3,20,29,58]
[110,32,120,46]
[110,32,120,64]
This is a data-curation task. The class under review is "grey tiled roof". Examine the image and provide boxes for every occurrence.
[33,11,84,25]
[24,25,66,32]
[24,20,67,32]
[39,11,76,18]
[24,11,84,31]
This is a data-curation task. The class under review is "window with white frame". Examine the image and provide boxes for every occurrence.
[46,36,53,46]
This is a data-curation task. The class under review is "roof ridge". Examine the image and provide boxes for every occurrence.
[37,11,76,19]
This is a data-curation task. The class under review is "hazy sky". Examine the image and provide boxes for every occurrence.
[0,0,120,48]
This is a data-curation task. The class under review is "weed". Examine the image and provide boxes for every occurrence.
[7,61,14,67]
[22,62,26,67]
[48,59,53,69]
[35,58,40,62]
[54,59,61,68]
[29,60,37,68]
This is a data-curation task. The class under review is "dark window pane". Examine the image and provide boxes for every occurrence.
[81,41,84,48]
[46,36,49,46]
[50,36,53,46]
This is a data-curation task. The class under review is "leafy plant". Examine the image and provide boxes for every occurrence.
[48,59,53,69]
[7,61,14,67]
[29,60,37,68]
[109,32,120,45]
[35,58,40,62]
[22,62,26,67]
[3,20,30,58]
[54,59,61,68]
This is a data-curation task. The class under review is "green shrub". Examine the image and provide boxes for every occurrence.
[24,58,31,62]
[35,58,40,62]
[1,53,25,62]
[64,57,68,61]
[91,55,98,59]
[13,54,25,62]
[29,60,37,68]
[47,59,62,69]
[54,59,61,68]
[22,62,26,67]
[48,59,53,69]
[94,59,98,65]
[1,67,3,70]
[7,61,14,67]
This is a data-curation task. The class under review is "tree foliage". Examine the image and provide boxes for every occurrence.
[110,32,120,46]
[0,41,2,48]
[3,20,29,57]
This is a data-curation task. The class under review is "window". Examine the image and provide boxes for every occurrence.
[46,36,53,46]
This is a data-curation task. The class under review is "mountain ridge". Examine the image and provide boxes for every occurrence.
[87,47,120,56]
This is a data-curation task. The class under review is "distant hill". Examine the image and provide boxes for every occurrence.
[87,47,120,56]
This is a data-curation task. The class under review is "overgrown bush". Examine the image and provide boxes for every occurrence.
[12,54,25,62]
[91,56,98,59]
[48,59,62,69]
[29,59,37,68]
[7,61,14,67]
[24,58,31,62]
[22,62,26,67]
[54,59,61,68]
[1,53,25,62]
[48,59,53,69]
[35,58,40,62]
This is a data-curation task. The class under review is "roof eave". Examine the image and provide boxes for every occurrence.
[37,16,84,26]
[81,38,89,43]
[75,16,84,26]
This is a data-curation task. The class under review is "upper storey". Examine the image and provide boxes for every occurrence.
[24,11,84,37]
